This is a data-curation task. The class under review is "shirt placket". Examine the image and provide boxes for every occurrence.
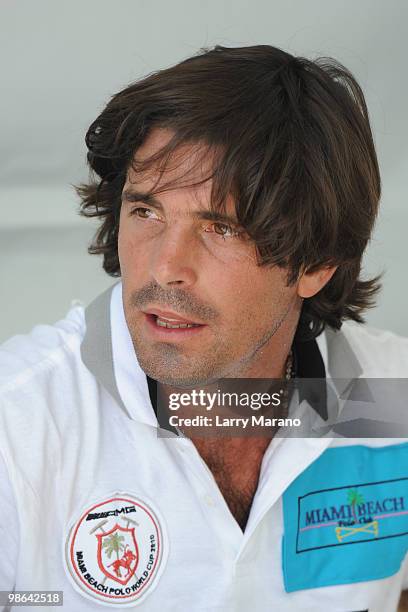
[170,435,245,559]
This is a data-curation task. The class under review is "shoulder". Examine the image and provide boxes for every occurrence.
[0,303,92,475]
[0,303,86,395]
[327,320,408,377]
[0,304,88,436]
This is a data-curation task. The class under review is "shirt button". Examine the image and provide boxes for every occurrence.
[204,495,215,507]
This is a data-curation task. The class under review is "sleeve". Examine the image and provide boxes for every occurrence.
[0,450,19,591]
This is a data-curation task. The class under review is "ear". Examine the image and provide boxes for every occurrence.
[297,266,338,299]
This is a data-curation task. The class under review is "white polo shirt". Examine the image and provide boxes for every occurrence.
[1,281,408,611]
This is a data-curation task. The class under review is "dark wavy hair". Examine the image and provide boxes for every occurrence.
[76,44,382,340]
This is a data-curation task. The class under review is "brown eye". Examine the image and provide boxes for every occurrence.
[130,207,157,219]
[214,223,230,236]
[206,222,239,238]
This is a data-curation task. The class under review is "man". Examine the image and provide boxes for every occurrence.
[1,44,407,611]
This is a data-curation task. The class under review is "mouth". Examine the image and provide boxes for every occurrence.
[142,308,207,339]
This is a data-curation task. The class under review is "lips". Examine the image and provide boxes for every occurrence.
[144,307,204,326]
[142,307,206,337]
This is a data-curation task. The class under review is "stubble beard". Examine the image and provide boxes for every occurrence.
[129,329,231,388]
[129,307,292,389]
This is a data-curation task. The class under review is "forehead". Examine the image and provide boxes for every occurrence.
[124,127,235,214]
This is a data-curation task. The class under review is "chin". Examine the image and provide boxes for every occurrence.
[137,356,216,388]
[149,368,209,388]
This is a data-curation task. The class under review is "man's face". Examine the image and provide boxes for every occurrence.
[118,127,303,387]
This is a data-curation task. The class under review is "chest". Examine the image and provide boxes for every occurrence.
[191,437,273,530]
[211,470,258,531]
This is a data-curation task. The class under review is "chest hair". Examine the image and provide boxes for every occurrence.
[192,437,273,531]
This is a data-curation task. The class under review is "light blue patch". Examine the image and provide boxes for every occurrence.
[282,442,408,592]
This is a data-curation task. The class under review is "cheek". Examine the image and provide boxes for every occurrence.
[117,230,130,275]
[118,224,145,276]
[117,216,127,260]
[213,271,263,323]
[229,269,292,321]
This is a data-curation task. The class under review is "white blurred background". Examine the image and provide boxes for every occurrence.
[1,0,407,343]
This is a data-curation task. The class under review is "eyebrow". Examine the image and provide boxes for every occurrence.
[121,189,239,225]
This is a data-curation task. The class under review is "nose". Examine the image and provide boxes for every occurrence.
[149,224,198,288]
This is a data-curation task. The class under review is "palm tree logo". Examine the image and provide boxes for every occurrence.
[347,489,365,524]
[96,524,139,584]
[102,532,125,561]
[335,488,379,542]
